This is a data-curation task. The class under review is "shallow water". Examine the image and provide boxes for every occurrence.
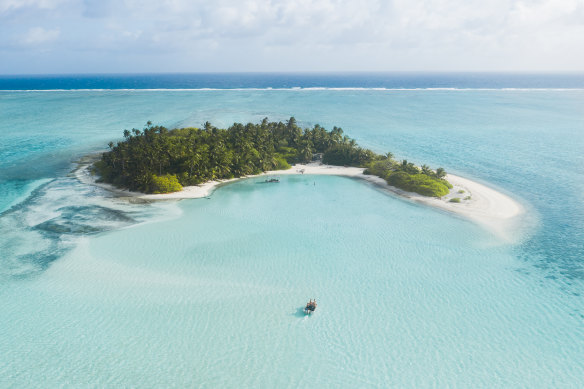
[1,176,583,387]
[1,75,583,386]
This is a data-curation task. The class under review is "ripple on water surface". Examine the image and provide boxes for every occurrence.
[1,175,582,387]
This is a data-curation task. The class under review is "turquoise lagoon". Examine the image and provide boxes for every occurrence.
[1,80,583,387]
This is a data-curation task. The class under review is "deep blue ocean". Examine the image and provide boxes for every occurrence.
[1,73,583,387]
[2,72,584,90]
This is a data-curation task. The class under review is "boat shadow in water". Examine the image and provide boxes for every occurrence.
[293,307,310,317]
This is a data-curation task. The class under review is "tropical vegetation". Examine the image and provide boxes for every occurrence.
[364,159,452,197]
[94,118,451,197]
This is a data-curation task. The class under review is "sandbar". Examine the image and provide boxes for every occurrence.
[75,161,524,239]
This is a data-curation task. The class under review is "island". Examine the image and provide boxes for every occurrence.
[78,117,524,240]
[93,117,452,197]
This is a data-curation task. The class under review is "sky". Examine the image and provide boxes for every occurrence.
[1,0,583,74]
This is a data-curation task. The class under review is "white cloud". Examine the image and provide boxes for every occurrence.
[21,26,60,45]
[0,0,69,12]
[1,0,584,72]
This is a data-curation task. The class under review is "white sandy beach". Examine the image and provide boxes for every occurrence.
[76,161,523,239]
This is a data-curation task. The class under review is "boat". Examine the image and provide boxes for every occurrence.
[304,299,317,315]
[264,177,279,183]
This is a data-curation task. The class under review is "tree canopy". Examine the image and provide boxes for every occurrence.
[94,117,451,197]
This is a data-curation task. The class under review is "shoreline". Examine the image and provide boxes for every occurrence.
[75,159,524,240]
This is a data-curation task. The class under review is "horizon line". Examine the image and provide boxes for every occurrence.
[2,70,584,77]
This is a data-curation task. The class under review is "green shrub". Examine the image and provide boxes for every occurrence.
[150,174,183,194]
[449,197,461,203]
[365,159,397,178]
[274,156,291,170]
[386,171,451,197]
[464,196,472,200]
[177,172,190,185]
[458,189,465,194]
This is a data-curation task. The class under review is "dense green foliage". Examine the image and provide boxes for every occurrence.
[364,159,452,197]
[322,144,377,166]
[387,172,451,197]
[151,174,183,194]
[96,118,373,193]
[96,117,451,197]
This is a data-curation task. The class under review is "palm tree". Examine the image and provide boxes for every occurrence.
[401,160,418,174]
[203,121,214,131]
[299,142,313,163]
[435,167,446,179]
[330,126,343,144]
[421,164,432,176]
